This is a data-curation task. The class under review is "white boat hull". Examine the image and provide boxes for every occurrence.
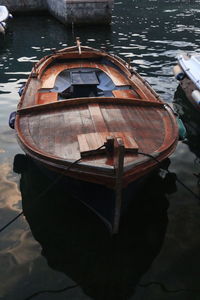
[174,53,200,111]
[0,6,12,34]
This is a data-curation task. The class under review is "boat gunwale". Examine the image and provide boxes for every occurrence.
[35,46,132,81]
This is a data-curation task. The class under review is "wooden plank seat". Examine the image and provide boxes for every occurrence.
[112,89,139,99]
[35,92,58,105]
[78,132,138,157]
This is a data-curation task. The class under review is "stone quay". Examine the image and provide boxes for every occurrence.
[1,0,114,25]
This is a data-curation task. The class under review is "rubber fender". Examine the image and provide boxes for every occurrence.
[9,111,16,129]
[173,65,185,81]
[191,90,200,105]
[18,84,25,96]
[176,117,187,140]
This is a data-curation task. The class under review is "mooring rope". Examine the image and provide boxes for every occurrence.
[0,211,24,233]
[1,148,200,300]
[137,151,200,201]
[0,157,82,233]
[1,147,200,233]
[0,144,106,234]
[23,284,79,300]
[138,281,200,293]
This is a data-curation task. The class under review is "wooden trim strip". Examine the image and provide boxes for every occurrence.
[17,97,165,115]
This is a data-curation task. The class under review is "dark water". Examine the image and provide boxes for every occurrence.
[1,1,200,299]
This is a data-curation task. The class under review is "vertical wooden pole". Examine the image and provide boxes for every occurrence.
[113,137,125,234]
[76,37,82,55]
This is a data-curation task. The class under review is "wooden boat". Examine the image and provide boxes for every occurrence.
[14,39,178,233]
[173,53,200,112]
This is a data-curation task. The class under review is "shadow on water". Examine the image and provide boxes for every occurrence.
[173,85,200,159]
[14,155,176,300]
[0,30,13,53]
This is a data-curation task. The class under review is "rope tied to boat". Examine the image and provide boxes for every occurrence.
[0,144,106,234]
[137,151,200,201]
[1,146,200,234]
[0,157,82,234]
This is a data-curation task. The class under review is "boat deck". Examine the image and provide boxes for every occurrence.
[17,98,175,167]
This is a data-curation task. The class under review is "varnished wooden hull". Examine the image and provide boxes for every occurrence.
[32,157,146,232]
[15,46,178,187]
[14,44,178,233]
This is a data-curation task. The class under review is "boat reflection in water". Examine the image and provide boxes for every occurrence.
[14,154,176,300]
[174,85,200,159]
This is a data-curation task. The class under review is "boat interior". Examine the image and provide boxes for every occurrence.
[35,57,141,105]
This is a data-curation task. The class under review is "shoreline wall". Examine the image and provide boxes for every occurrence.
[0,0,47,12]
[1,0,113,24]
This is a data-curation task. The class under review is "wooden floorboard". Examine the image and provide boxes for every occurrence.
[88,103,108,133]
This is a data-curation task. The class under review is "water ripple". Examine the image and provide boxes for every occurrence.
[17,57,38,63]
[0,163,21,210]
[1,2,200,298]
